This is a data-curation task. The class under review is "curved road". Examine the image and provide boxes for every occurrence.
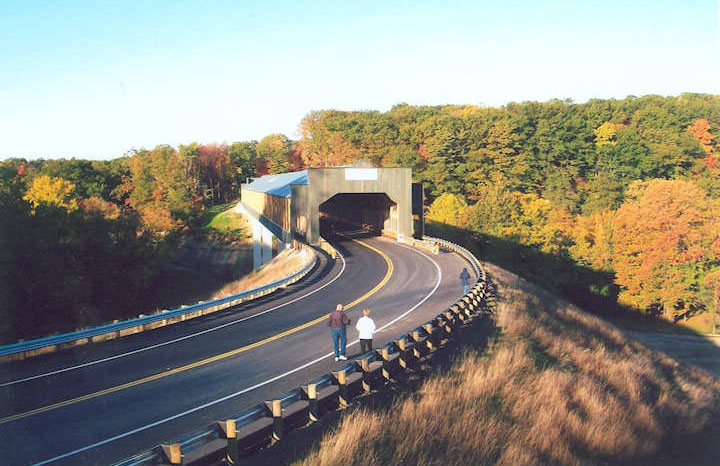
[0,236,474,465]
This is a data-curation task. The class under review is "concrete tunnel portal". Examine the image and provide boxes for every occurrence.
[319,193,396,237]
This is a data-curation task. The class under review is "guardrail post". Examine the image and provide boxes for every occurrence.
[379,347,391,381]
[265,400,283,441]
[360,358,372,393]
[442,310,455,333]
[333,369,349,408]
[397,338,410,369]
[160,443,182,464]
[434,317,448,339]
[410,330,423,358]
[218,419,238,465]
[303,384,319,422]
[450,305,467,323]
[423,323,436,350]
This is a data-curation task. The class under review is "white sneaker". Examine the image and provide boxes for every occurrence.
[334,357,339,361]
[339,355,347,361]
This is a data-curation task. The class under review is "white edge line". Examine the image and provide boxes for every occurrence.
[32,243,443,466]
[3,253,347,387]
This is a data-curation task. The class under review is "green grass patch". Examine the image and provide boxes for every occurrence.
[199,202,251,243]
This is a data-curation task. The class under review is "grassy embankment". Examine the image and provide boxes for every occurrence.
[147,203,306,312]
[289,263,720,466]
[200,203,253,243]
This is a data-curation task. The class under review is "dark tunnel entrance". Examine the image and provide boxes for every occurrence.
[319,193,397,238]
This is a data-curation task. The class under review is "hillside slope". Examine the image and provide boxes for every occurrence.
[290,263,720,466]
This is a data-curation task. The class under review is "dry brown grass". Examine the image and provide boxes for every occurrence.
[291,263,720,466]
[212,248,310,298]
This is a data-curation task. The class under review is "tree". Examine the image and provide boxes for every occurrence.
[126,146,193,235]
[198,143,232,203]
[569,209,615,272]
[426,193,467,226]
[23,175,78,212]
[688,118,717,170]
[257,134,291,174]
[229,141,258,184]
[613,179,720,319]
[593,122,617,146]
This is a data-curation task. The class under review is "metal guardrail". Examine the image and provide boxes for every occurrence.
[424,235,484,281]
[112,236,490,466]
[0,248,318,360]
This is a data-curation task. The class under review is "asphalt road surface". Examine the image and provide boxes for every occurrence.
[0,236,474,465]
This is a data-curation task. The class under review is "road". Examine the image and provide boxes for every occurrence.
[0,236,473,466]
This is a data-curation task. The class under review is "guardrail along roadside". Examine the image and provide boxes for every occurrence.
[114,236,493,466]
[0,242,318,362]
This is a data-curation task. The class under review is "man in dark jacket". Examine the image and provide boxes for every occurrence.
[328,303,351,361]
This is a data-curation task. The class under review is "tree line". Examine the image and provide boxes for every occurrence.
[297,94,720,324]
[0,135,300,343]
[1,93,718,342]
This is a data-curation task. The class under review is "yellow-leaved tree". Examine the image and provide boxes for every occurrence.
[593,122,617,146]
[426,193,467,226]
[23,175,78,212]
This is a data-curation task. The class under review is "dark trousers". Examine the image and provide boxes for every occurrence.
[360,338,373,354]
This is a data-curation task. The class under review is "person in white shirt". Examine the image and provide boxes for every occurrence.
[356,308,377,354]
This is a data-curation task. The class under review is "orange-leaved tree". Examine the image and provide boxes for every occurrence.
[688,118,717,170]
[613,179,720,319]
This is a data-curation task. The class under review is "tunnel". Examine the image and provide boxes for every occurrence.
[319,193,397,238]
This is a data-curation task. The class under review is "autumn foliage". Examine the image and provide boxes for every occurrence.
[2,93,720,342]
[613,179,720,319]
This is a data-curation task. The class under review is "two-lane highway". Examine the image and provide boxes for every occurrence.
[0,236,474,465]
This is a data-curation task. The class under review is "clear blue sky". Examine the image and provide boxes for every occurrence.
[1,0,718,160]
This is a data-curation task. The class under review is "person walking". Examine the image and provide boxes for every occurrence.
[355,308,376,354]
[459,267,471,295]
[328,303,351,361]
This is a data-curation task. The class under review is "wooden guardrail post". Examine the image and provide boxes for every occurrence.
[333,369,349,408]
[379,347,391,382]
[423,323,436,350]
[360,358,372,393]
[218,419,238,465]
[434,317,449,339]
[160,443,182,464]
[303,384,319,422]
[442,310,455,334]
[410,330,423,358]
[265,400,283,441]
[397,338,410,369]
[450,305,467,322]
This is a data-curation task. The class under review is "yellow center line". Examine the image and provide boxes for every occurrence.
[0,238,393,425]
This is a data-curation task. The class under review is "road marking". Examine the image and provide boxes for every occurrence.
[0,239,392,426]
[2,249,349,387]
[30,242,441,466]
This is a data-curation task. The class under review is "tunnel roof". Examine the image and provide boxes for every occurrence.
[244,170,308,198]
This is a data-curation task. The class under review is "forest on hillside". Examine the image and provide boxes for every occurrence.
[1,93,719,343]
[298,94,720,329]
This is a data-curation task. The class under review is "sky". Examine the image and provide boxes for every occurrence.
[1,0,719,160]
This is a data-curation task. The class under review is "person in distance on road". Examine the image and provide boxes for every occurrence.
[459,267,471,295]
[355,308,376,354]
[328,303,351,361]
